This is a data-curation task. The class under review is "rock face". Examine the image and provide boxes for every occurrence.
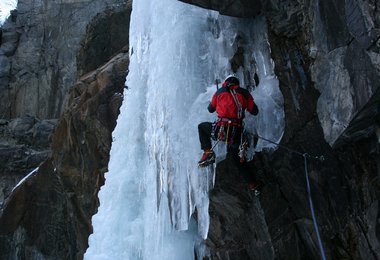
[0,51,129,259]
[0,0,131,119]
[178,0,262,17]
[182,0,380,259]
[0,116,56,204]
[0,1,131,259]
[309,0,380,147]
[0,0,379,260]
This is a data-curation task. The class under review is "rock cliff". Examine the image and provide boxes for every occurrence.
[0,50,129,260]
[0,116,57,204]
[0,1,131,259]
[178,0,262,17]
[0,0,130,119]
[0,0,379,259]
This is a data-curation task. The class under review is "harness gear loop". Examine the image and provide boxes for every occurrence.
[213,118,243,151]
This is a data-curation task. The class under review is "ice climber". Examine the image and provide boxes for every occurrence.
[198,74,259,167]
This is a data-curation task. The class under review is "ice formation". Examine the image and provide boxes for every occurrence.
[85,0,284,259]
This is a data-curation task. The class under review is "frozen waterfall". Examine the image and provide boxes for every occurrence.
[85,0,284,259]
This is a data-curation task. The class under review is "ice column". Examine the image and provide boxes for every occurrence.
[85,1,284,259]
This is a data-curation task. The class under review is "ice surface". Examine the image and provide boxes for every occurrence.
[85,0,284,259]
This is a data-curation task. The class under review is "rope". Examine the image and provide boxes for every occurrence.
[230,88,243,119]
[252,133,325,161]
[303,155,327,260]
[252,133,326,259]
[210,130,327,258]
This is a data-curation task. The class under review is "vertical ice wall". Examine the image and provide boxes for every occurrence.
[85,0,284,259]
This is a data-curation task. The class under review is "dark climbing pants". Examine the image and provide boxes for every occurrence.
[198,121,257,184]
[198,122,213,150]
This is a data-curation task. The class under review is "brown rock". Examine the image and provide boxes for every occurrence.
[0,50,129,259]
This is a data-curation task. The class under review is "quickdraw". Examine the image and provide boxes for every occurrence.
[238,138,248,163]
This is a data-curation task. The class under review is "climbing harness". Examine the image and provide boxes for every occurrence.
[211,87,245,150]
[213,118,242,141]
[252,133,326,260]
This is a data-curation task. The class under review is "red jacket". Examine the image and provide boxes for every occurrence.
[208,84,258,119]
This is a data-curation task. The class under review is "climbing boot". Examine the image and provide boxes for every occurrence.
[248,182,260,196]
[198,149,215,167]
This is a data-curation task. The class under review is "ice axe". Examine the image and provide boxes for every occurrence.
[215,79,220,90]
